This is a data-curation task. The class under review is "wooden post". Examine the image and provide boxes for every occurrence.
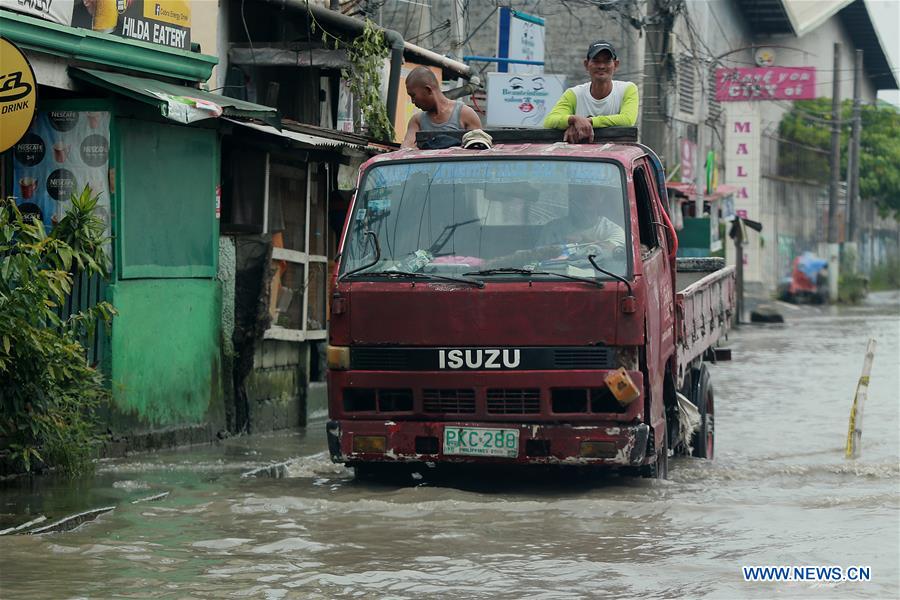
[845,338,876,459]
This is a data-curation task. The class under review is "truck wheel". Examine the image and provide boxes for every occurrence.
[690,365,715,460]
[641,426,668,479]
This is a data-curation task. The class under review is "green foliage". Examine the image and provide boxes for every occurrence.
[0,186,115,476]
[837,246,868,304]
[869,256,900,291]
[311,12,395,142]
[778,99,900,219]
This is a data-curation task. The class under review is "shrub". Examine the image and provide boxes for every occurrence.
[0,186,115,476]
[869,256,900,292]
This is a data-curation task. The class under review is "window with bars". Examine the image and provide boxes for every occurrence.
[678,54,697,117]
[265,157,329,342]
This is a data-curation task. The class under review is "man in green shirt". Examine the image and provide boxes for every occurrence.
[543,41,639,143]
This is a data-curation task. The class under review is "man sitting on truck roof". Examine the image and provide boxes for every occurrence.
[401,66,482,149]
[543,40,639,143]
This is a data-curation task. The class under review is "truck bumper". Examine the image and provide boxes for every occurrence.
[326,419,650,467]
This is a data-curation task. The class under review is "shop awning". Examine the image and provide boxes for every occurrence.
[224,118,383,154]
[667,182,738,202]
[69,68,280,128]
[666,182,700,200]
[705,184,739,202]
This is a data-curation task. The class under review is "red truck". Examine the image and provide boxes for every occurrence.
[326,128,734,479]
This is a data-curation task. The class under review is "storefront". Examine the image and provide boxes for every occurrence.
[218,119,379,432]
[0,7,280,447]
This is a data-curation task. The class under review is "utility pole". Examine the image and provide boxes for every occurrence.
[847,49,863,244]
[640,0,675,159]
[450,0,466,59]
[827,42,842,244]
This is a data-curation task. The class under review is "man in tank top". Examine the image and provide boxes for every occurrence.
[543,40,639,143]
[401,66,482,148]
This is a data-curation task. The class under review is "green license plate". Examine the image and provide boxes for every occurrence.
[443,426,519,458]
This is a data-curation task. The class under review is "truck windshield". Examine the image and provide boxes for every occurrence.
[340,159,629,279]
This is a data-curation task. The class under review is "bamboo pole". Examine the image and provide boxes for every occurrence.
[845,338,876,459]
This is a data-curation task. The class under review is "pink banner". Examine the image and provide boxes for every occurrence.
[715,67,816,101]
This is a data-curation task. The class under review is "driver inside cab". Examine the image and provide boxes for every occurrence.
[537,184,626,253]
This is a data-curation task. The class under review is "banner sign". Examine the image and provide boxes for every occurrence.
[13,110,112,243]
[497,7,544,75]
[0,0,191,50]
[0,37,37,153]
[0,0,74,25]
[486,72,565,128]
[715,67,816,101]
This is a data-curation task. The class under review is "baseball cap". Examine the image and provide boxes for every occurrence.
[462,129,493,150]
[586,40,617,60]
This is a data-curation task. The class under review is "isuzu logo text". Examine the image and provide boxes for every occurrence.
[438,349,521,370]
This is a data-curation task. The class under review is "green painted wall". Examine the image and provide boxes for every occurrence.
[108,279,224,428]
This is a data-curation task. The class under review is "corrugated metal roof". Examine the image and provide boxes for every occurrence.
[224,118,378,152]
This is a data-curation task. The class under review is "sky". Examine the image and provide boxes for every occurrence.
[867,0,900,105]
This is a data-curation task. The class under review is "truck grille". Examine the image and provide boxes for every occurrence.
[486,389,540,414]
[351,348,410,370]
[350,347,615,370]
[423,389,476,413]
[553,348,614,369]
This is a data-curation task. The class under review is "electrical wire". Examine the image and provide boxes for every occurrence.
[241,0,257,67]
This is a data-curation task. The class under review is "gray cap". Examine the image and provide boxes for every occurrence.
[587,40,617,60]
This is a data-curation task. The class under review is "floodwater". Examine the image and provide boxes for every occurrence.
[1,292,898,599]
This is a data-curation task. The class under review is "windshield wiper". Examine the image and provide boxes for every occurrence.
[344,269,484,288]
[464,268,603,287]
[340,230,382,281]
[587,255,633,296]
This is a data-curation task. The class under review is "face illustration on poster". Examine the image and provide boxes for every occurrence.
[13,111,112,244]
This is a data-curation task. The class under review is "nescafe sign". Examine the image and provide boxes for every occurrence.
[80,134,109,167]
[47,168,78,201]
[48,111,79,131]
[14,132,45,167]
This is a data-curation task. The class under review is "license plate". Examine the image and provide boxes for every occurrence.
[443,426,519,458]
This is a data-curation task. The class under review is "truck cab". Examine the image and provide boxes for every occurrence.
[326,129,731,478]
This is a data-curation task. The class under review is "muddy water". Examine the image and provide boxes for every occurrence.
[1,292,898,599]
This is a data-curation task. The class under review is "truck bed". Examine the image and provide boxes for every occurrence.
[675,257,736,372]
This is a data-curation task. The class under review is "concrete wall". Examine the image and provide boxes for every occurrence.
[246,340,309,432]
[191,0,220,85]
[380,1,645,93]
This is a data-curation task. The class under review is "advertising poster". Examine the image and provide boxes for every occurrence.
[486,72,565,128]
[0,0,190,50]
[0,37,37,154]
[13,110,112,241]
[0,0,75,26]
[497,8,544,75]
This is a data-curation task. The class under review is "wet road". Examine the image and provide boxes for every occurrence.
[1,292,898,599]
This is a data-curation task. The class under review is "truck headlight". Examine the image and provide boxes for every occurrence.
[327,345,350,370]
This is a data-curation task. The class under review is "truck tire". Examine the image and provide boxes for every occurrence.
[641,425,668,479]
[690,364,715,459]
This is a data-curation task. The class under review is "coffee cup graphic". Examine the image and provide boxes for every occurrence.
[53,142,71,163]
[18,177,38,199]
[87,112,102,129]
